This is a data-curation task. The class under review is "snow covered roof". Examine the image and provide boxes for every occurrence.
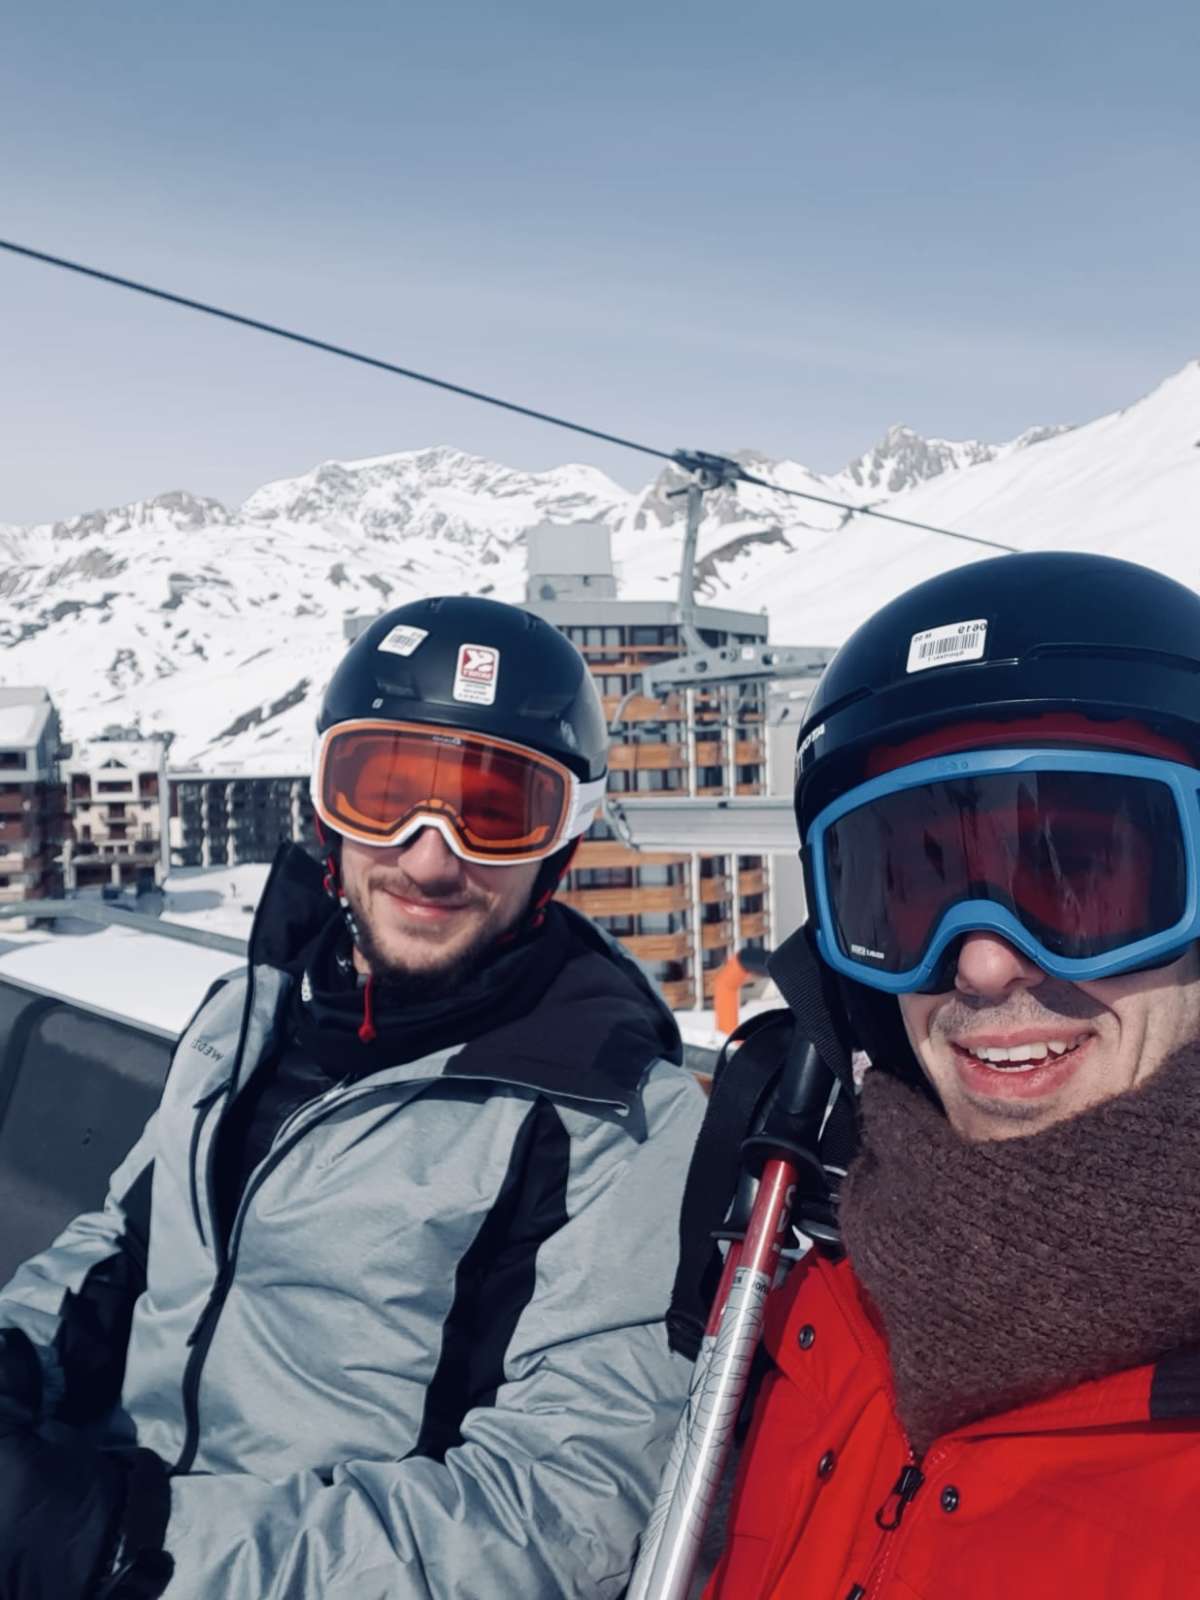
[0,689,53,750]
[67,738,165,774]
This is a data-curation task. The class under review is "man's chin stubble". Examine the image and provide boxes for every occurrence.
[352,897,508,1001]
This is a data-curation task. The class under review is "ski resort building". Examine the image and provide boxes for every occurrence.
[62,731,171,891]
[170,770,315,868]
[521,524,772,1010]
[0,688,67,911]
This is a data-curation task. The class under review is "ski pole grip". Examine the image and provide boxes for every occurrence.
[741,1038,833,1185]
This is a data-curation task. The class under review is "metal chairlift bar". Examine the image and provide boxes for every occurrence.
[642,642,835,695]
[606,796,799,854]
[0,900,247,956]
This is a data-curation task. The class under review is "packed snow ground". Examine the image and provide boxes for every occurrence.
[0,360,1195,771]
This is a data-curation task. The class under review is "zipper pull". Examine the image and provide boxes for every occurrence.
[875,1462,925,1530]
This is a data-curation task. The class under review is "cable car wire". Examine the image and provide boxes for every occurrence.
[0,236,1015,554]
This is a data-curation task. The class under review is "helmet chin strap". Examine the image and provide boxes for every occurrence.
[312,814,364,948]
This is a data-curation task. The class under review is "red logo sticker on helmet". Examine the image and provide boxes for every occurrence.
[453,643,500,706]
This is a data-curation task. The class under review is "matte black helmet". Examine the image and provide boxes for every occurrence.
[792,551,1200,1084]
[796,550,1200,836]
[318,595,608,782]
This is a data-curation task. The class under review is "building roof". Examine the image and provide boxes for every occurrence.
[66,738,165,774]
[0,688,55,751]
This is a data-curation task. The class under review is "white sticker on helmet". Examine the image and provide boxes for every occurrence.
[906,618,988,674]
[453,643,501,705]
[377,624,429,658]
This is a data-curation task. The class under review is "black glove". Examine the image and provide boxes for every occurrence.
[0,1328,173,1600]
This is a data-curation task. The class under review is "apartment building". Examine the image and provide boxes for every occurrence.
[522,523,771,1010]
[0,688,67,909]
[171,771,315,867]
[62,731,170,890]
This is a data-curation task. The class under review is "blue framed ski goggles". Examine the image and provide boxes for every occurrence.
[806,748,1200,994]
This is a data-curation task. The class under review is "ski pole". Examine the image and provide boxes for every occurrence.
[628,1040,834,1600]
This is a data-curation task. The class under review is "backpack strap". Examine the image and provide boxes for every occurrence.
[666,1010,791,1359]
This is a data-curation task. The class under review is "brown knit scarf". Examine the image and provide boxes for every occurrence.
[838,1048,1200,1454]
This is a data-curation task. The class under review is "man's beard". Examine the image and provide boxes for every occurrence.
[345,881,522,1004]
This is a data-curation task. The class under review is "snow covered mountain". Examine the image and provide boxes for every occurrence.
[0,362,1196,769]
[838,422,1072,496]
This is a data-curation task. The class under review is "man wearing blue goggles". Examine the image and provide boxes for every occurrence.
[705,550,1200,1600]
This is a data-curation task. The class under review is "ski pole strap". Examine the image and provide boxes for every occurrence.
[666,1010,791,1359]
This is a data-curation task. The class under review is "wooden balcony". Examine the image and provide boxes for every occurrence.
[740,912,767,939]
[698,876,729,904]
[738,869,767,896]
[702,969,721,1001]
[700,921,732,951]
[693,740,722,765]
[622,930,690,961]
[609,742,685,772]
[601,694,684,723]
[735,783,763,796]
[572,840,686,869]
[735,739,764,764]
[660,979,696,1009]
[0,793,32,817]
[557,883,690,918]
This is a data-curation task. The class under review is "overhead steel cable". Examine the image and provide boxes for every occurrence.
[0,236,1015,555]
[734,469,1018,553]
[0,238,675,467]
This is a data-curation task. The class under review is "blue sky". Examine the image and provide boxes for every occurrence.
[1,0,1197,523]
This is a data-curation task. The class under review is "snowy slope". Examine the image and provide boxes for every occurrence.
[721,361,1200,645]
[0,363,1195,769]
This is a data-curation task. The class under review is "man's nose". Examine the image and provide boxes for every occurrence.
[954,931,1046,1000]
[396,825,466,883]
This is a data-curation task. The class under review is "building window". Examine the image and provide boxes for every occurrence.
[97,780,132,795]
[634,769,682,792]
[106,803,127,819]
[637,864,681,888]
[109,823,128,840]
[0,752,23,771]
[71,776,91,799]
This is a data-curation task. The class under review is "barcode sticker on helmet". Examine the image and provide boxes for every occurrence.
[906,619,988,674]
[377,624,429,658]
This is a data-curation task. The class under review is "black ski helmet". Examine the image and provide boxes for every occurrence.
[318,595,609,783]
[793,551,1200,1083]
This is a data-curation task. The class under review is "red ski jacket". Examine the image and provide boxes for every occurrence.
[705,1251,1200,1599]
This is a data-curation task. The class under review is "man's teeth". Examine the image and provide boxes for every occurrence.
[966,1038,1085,1069]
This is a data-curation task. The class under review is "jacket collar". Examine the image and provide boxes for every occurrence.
[817,1254,1200,1437]
[242,843,683,1122]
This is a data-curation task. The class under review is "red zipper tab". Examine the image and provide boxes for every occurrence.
[874,1462,925,1531]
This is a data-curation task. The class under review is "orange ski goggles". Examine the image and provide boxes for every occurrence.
[312,719,605,865]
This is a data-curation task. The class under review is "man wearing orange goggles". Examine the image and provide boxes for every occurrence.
[0,595,705,1600]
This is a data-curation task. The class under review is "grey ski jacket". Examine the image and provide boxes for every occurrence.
[0,849,706,1598]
